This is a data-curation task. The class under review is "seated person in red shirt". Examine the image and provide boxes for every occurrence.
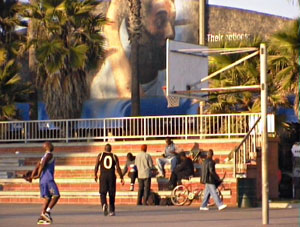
[169,152,194,189]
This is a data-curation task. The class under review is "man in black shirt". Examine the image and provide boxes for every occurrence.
[169,152,194,189]
[200,149,227,211]
[94,144,124,216]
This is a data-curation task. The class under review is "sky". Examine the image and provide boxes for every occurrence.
[19,0,300,19]
[208,0,300,19]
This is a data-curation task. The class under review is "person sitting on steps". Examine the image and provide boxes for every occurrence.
[122,153,138,191]
[169,152,194,190]
[157,137,178,178]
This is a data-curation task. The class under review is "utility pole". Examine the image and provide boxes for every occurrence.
[199,0,206,46]
[260,43,269,225]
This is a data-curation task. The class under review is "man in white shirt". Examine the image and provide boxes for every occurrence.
[135,144,154,205]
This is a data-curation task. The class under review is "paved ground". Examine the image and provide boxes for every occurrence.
[0,204,299,227]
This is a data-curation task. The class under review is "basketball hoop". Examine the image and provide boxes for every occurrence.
[162,86,180,108]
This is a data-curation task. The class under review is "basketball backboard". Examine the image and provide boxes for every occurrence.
[166,39,208,99]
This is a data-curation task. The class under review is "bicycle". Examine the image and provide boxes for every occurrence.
[170,175,225,206]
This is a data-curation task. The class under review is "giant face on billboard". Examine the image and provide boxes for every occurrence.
[90,0,198,99]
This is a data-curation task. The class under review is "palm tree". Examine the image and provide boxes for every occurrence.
[0,0,26,60]
[0,60,32,120]
[207,38,289,114]
[127,0,141,116]
[0,0,32,120]
[268,19,300,117]
[24,0,106,119]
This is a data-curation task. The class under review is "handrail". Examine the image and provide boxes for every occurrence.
[234,116,262,156]
[0,113,274,143]
[232,116,262,177]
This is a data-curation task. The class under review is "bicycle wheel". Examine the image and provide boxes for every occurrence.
[171,185,189,206]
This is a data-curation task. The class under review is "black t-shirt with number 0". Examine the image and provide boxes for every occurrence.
[99,152,117,176]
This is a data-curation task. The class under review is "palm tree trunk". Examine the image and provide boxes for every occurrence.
[295,18,300,120]
[28,0,38,120]
[128,0,141,116]
[28,0,36,72]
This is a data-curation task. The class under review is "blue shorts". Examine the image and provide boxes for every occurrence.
[40,181,60,198]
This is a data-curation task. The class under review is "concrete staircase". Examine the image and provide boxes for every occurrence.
[0,139,241,206]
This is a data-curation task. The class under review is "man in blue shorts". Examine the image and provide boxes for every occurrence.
[28,142,60,224]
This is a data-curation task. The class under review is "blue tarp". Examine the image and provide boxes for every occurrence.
[37,98,198,129]
[38,97,199,120]
[15,103,30,120]
[277,108,299,123]
[276,95,299,123]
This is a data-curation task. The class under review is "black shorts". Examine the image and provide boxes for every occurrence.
[99,174,116,194]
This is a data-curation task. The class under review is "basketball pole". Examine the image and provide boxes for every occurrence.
[199,0,206,117]
[260,43,269,225]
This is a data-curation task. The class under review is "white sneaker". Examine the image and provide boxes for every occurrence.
[218,204,227,211]
[130,184,134,191]
[200,207,209,211]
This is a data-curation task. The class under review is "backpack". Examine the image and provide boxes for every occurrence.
[147,191,160,205]
[159,197,173,206]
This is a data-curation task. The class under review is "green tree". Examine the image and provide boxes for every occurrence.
[0,60,32,120]
[207,39,288,114]
[0,0,32,120]
[268,19,300,117]
[24,0,106,119]
[0,0,26,60]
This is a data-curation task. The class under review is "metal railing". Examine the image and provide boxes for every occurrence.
[233,116,262,176]
[0,113,274,143]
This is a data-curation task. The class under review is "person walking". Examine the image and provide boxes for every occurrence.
[135,144,154,205]
[94,144,124,216]
[28,142,60,225]
[200,149,227,211]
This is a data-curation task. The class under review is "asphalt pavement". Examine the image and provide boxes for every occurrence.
[0,204,299,227]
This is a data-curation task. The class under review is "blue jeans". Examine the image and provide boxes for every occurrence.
[157,156,177,176]
[201,183,223,208]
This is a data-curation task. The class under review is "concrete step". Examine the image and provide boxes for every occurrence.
[0,177,237,192]
[0,190,233,206]
[0,163,234,180]
[0,139,242,154]
[0,150,232,165]
[0,171,8,179]
[0,163,233,171]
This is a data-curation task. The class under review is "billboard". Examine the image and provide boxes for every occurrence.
[89,0,199,99]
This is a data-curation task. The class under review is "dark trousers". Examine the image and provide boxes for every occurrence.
[137,178,151,205]
[100,174,116,212]
[128,171,137,184]
[169,170,192,189]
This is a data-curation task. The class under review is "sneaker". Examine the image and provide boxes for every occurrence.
[200,207,209,211]
[109,211,115,216]
[41,212,52,223]
[218,204,227,211]
[37,217,51,225]
[130,184,134,191]
[45,212,53,222]
[102,204,108,216]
